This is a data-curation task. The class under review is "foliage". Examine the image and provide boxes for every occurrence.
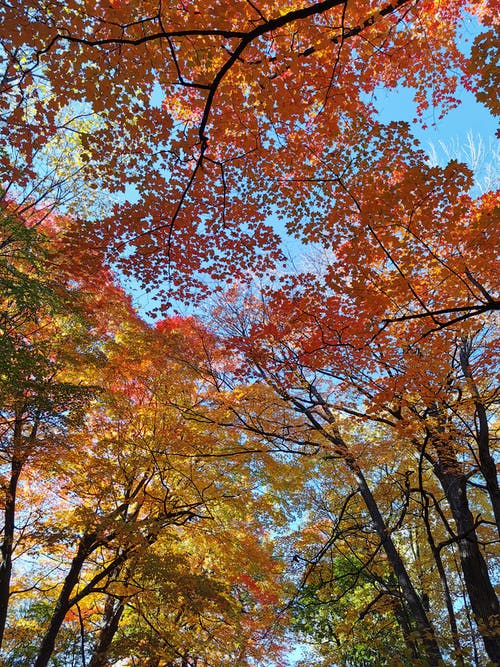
[0,1,498,666]
[0,211,289,667]
[1,0,498,309]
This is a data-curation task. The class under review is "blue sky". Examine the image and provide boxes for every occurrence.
[376,83,497,152]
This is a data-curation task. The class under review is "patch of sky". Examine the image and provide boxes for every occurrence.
[373,83,498,189]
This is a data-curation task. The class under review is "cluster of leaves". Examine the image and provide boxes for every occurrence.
[0,207,293,667]
[0,0,498,308]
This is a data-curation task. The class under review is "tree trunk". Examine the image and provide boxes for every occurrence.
[299,390,443,665]
[420,473,464,663]
[433,461,500,664]
[0,411,28,649]
[353,468,442,666]
[87,596,125,667]
[460,341,500,537]
[251,368,443,663]
[0,452,22,649]
[34,533,97,667]
[393,599,420,660]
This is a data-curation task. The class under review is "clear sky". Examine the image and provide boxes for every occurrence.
[376,84,497,164]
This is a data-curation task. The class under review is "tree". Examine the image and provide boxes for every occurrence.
[0,204,102,649]
[201,292,445,664]
[34,313,287,667]
[199,259,499,663]
[1,1,498,664]
[0,242,289,666]
[220,122,500,658]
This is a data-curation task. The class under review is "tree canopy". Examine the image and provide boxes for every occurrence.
[1,0,498,305]
[0,0,498,665]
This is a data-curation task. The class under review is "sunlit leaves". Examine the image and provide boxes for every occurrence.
[1,0,493,305]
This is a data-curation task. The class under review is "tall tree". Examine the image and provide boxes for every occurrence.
[0,263,290,666]
[213,298,495,662]
[0,206,101,649]
[199,170,499,663]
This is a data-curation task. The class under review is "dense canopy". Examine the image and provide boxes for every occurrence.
[0,0,498,665]
[1,0,497,303]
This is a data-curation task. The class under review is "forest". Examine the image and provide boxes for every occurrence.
[0,0,498,665]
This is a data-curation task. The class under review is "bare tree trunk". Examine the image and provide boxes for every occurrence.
[433,455,500,664]
[87,596,125,667]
